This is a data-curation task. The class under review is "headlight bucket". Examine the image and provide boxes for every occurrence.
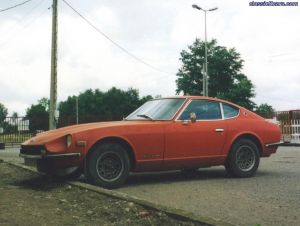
[66,134,72,148]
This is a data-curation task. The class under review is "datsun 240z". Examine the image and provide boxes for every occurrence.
[20,96,281,188]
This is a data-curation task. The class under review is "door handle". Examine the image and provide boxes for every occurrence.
[215,128,224,132]
[182,120,189,125]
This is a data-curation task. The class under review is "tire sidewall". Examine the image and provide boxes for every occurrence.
[87,143,130,188]
[227,139,260,177]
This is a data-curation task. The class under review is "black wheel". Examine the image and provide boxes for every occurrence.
[225,139,260,178]
[86,143,130,189]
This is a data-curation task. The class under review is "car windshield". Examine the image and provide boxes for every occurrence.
[126,98,186,120]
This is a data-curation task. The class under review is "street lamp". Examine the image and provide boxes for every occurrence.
[192,4,218,96]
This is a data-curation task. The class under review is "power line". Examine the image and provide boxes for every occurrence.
[18,0,47,22]
[0,0,46,35]
[0,5,50,48]
[62,0,174,76]
[0,0,34,13]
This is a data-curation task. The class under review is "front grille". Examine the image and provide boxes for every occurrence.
[20,145,44,155]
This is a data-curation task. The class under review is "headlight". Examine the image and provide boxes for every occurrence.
[66,134,72,148]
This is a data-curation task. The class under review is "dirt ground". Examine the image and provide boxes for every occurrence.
[0,160,207,226]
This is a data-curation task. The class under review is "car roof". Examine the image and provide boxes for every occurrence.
[158,96,242,109]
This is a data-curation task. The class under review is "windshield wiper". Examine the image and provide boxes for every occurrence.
[137,114,153,120]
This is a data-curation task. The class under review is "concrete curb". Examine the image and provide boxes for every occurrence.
[1,158,235,226]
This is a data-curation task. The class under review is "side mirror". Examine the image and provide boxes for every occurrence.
[190,112,197,123]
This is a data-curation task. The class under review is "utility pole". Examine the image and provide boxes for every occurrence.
[49,0,58,130]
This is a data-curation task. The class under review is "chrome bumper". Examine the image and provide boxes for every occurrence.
[19,152,81,159]
[265,141,283,147]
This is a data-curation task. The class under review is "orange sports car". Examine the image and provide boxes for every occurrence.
[20,96,281,188]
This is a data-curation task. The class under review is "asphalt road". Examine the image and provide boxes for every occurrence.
[1,146,299,226]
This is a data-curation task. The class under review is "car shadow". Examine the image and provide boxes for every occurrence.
[123,167,229,187]
[11,167,275,191]
[11,175,69,191]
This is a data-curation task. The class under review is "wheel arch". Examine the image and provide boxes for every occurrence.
[229,133,263,157]
[87,136,136,170]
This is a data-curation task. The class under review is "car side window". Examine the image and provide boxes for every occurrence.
[178,100,222,120]
[222,103,239,118]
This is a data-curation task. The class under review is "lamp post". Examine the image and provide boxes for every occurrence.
[192,4,218,96]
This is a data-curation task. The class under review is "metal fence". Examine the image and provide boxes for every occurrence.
[264,110,300,143]
[290,120,300,143]
[0,117,33,146]
[0,115,121,146]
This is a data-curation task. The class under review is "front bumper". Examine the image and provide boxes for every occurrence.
[20,145,82,172]
[19,152,81,159]
[20,144,81,159]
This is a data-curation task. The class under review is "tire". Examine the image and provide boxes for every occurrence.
[225,139,260,178]
[85,143,130,189]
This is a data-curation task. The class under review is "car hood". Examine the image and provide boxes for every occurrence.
[22,120,156,145]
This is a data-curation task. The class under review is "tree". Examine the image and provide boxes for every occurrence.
[11,112,19,124]
[58,87,153,127]
[37,97,49,111]
[101,87,141,120]
[26,98,49,132]
[0,102,8,126]
[12,112,18,118]
[139,95,153,105]
[255,103,275,118]
[176,39,256,110]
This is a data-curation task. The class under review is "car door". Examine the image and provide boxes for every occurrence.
[164,99,228,168]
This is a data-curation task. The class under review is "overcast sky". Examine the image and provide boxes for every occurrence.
[0,0,299,115]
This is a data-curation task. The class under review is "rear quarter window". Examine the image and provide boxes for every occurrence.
[222,103,239,119]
